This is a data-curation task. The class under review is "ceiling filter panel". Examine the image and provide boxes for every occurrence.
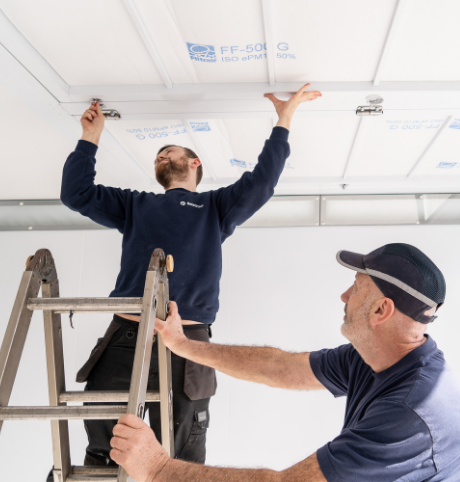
[347,115,448,177]
[286,117,360,178]
[165,0,269,83]
[415,117,460,176]
[271,0,397,82]
[0,0,165,85]
[383,0,460,81]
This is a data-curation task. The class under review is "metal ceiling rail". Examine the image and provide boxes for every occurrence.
[182,120,218,181]
[373,0,408,86]
[407,116,453,177]
[67,81,460,102]
[122,0,173,89]
[261,0,276,87]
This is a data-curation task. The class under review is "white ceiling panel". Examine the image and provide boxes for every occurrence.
[221,119,275,177]
[0,0,165,85]
[383,0,460,81]
[286,117,360,177]
[160,0,269,83]
[105,119,198,180]
[271,0,397,82]
[347,115,448,177]
[415,117,460,176]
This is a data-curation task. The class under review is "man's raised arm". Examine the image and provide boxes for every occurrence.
[155,302,324,391]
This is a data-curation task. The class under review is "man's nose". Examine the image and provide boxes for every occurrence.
[341,286,352,303]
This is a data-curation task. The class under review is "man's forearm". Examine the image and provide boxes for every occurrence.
[170,338,303,389]
[153,453,325,482]
[156,459,280,482]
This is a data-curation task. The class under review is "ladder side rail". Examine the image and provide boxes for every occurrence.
[118,267,160,482]
[42,280,72,482]
[0,270,41,433]
[157,276,174,457]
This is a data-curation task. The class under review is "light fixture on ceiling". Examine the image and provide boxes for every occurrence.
[356,94,384,116]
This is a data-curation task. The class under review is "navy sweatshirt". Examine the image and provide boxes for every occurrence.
[61,126,290,324]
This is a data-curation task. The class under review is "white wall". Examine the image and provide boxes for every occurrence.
[0,225,459,481]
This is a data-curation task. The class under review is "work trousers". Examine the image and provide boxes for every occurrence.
[83,317,215,466]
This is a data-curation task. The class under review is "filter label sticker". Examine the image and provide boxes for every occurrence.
[187,43,217,63]
[187,41,295,63]
[190,121,211,132]
[125,124,187,140]
[436,162,458,169]
[386,119,444,130]
[449,118,460,130]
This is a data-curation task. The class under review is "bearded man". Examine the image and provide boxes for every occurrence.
[58,84,321,472]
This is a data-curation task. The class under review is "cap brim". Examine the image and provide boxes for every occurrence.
[336,250,367,274]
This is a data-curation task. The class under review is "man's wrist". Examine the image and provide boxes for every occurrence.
[81,132,101,146]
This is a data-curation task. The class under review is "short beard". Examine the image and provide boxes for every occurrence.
[341,301,373,352]
[155,156,189,189]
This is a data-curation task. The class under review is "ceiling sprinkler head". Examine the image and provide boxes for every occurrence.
[366,94,384,105]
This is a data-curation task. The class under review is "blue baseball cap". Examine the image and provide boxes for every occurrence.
[337,243,446,324]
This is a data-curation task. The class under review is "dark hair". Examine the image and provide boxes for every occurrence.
[156,144,203,186]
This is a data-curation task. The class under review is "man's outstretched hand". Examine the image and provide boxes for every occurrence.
[265,83,322,130]
[80,101,105,146]
[110,414,169,482]
[154,301,188,354]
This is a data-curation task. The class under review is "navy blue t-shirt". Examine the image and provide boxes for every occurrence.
[61,127,290,323]
[310,336,460,481]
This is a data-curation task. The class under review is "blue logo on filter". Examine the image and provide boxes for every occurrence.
[449,118,460,130]
[187,43,216,63]
[230,158,247,168]
[190,122,211,132]
[437,162,457,169]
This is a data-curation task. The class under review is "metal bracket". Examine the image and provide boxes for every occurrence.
[356,105,383,116]
[89,98,121,120]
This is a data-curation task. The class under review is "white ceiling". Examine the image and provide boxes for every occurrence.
[0,0,460,200]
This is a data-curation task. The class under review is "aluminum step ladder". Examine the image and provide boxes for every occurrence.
[0,248,175,482]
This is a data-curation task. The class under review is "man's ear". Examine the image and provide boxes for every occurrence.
[370,297,395,326]
[189,158,201,169]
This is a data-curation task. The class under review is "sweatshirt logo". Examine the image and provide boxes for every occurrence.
[180,201,204,209]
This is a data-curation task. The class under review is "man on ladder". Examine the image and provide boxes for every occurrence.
[58,84,321,472]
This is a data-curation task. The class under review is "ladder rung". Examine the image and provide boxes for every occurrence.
[60,390,160,403]
[67,467,118,482]
[67,476,117,482]
[72,467,119,476]
[27,297,143,313]
[0,406,126,420]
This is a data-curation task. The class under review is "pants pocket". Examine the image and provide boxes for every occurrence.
[177,409,209,464]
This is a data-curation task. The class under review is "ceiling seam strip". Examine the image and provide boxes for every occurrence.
[183,120,218,181]
[261,0,276,87]
[407,116,453,178]
[67,81,460,101]
[122,0,173,89]
[342,117,365,179]
[373,0,408,86]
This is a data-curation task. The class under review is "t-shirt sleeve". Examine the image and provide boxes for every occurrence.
[309,344,357,397]
[316,401,435,482]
